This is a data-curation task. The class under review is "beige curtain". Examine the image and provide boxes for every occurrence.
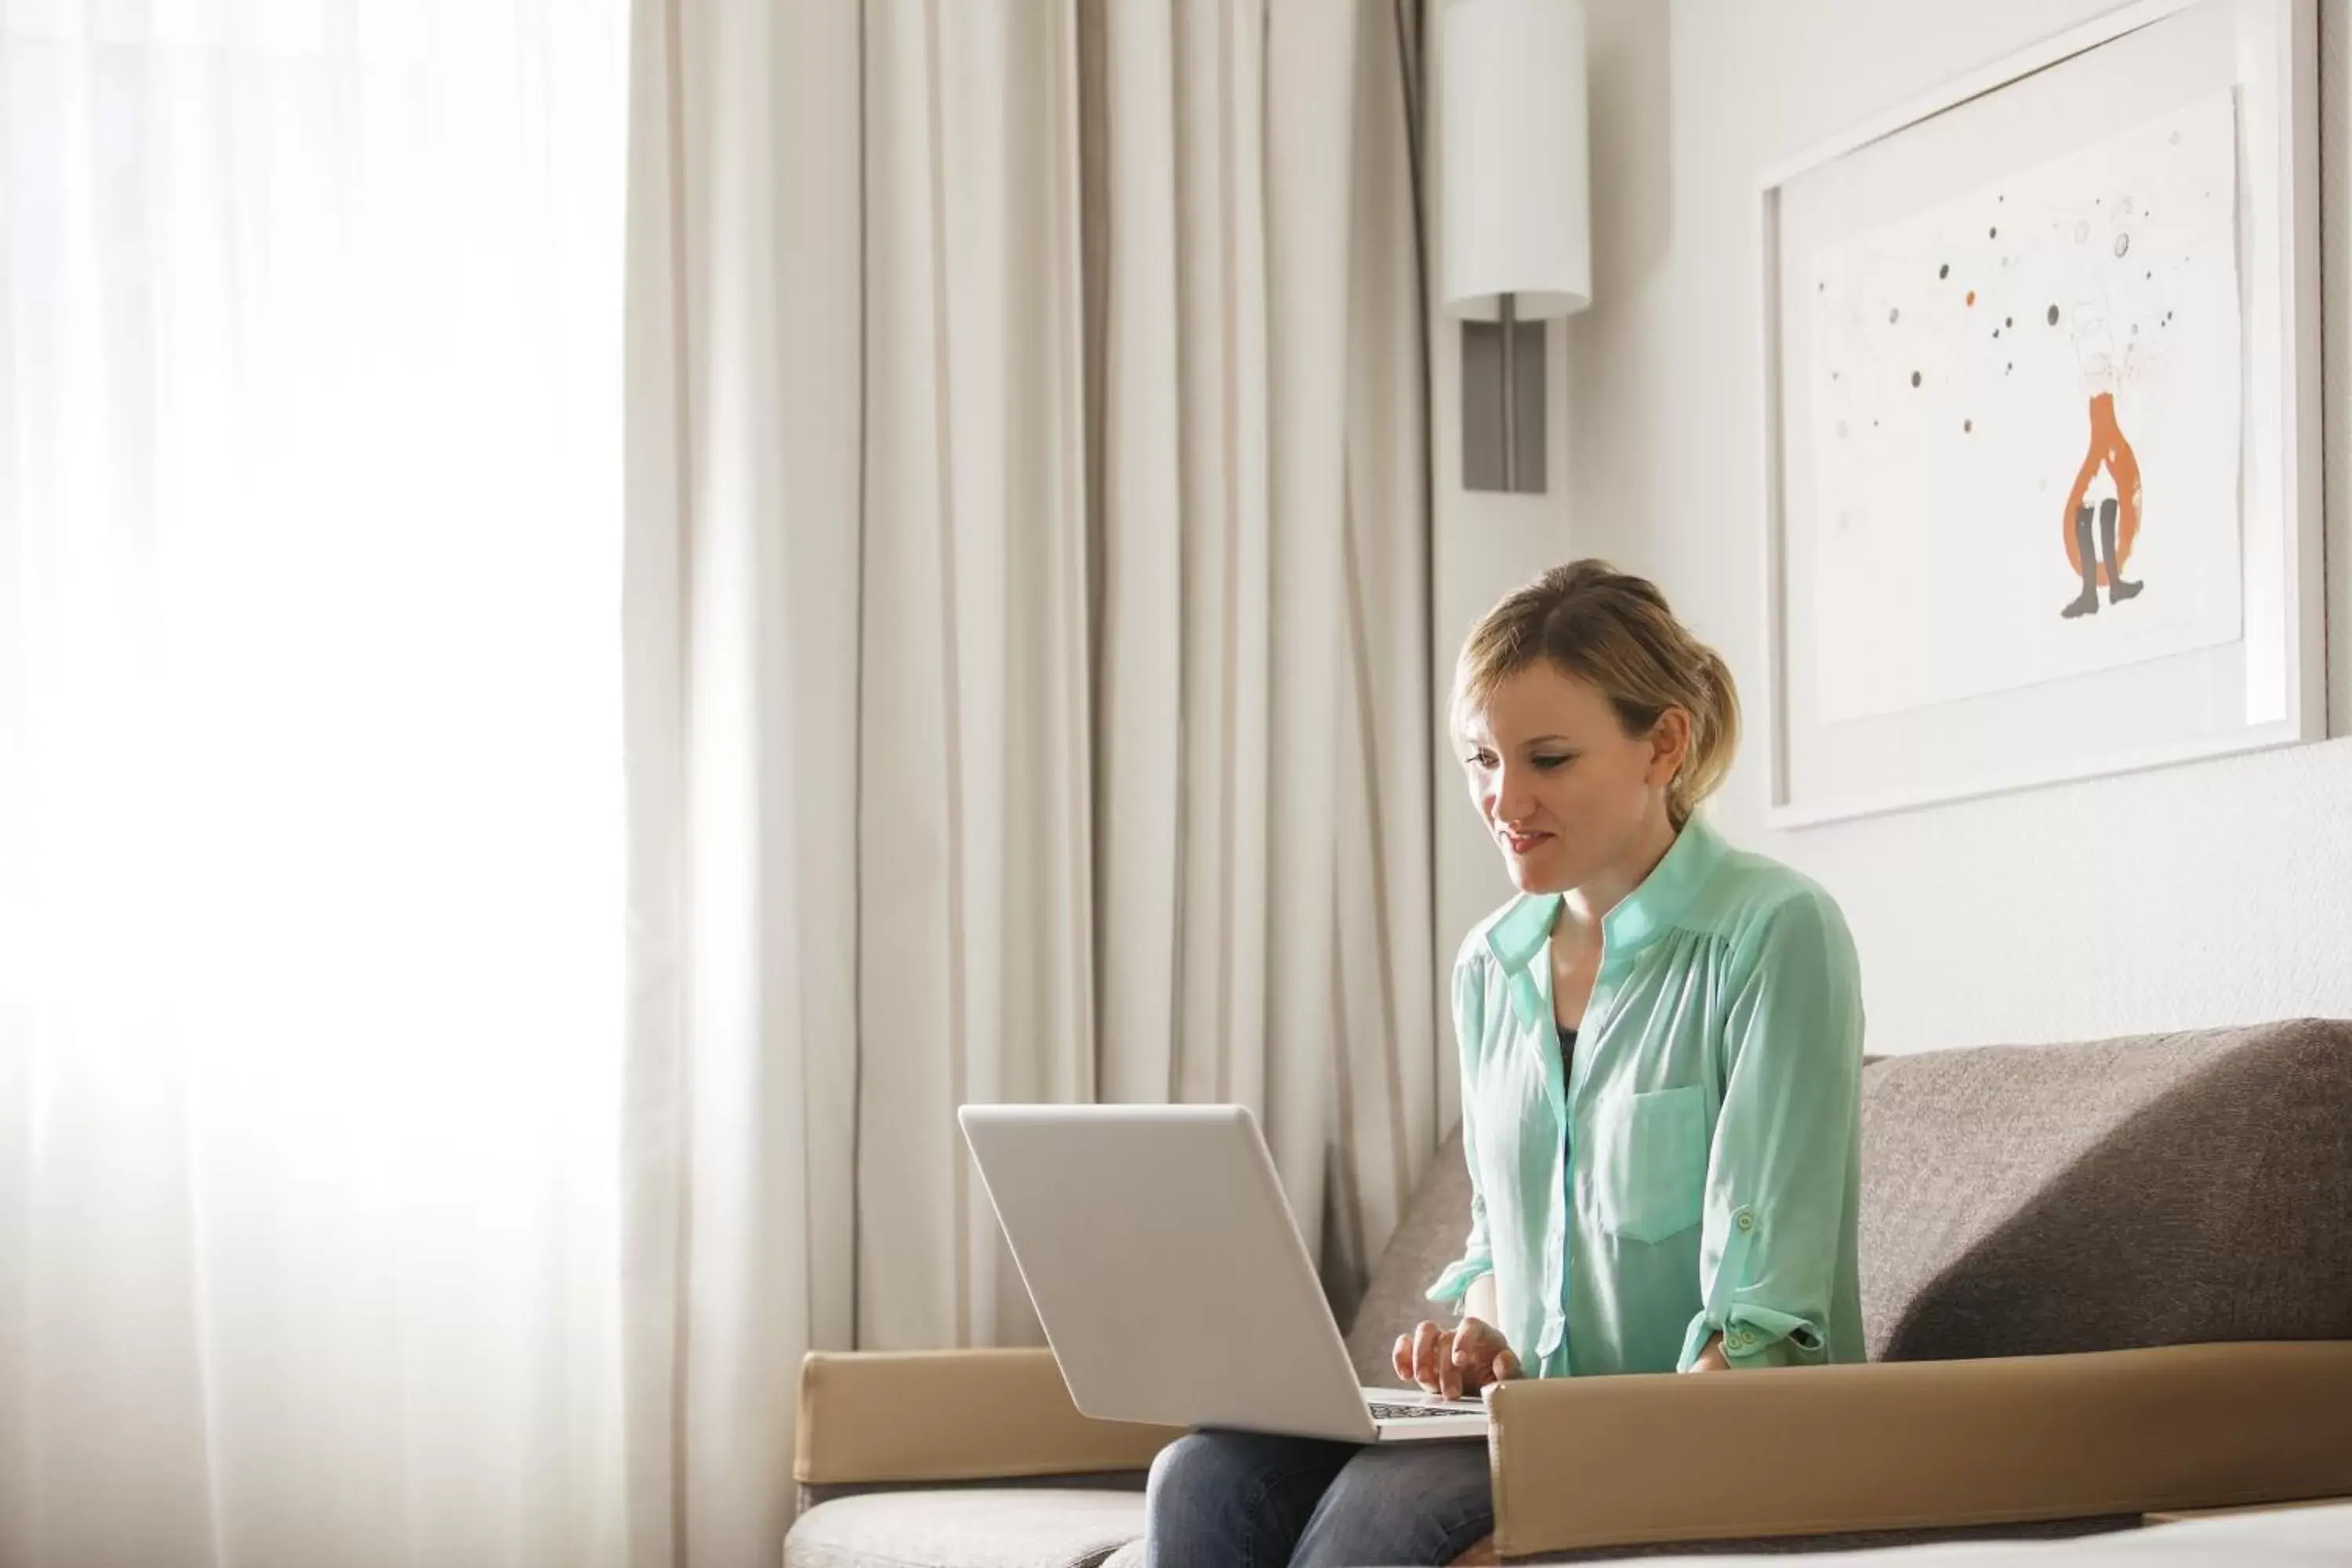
[1080,0,1440,1323]
[624,1,1436,1561]
[622,5,864,1564]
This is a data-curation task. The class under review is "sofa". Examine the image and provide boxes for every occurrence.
[783,1018,2352,1566]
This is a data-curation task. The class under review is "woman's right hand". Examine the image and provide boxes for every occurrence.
[1392,1316,1521,1399]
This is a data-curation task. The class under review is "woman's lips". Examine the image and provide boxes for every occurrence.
[1503,829,1552,855]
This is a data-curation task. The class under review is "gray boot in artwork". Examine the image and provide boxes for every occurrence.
[2061,504,2101,618]
[2100,497,2143,604]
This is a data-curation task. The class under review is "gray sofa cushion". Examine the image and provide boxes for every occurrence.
[1344,1018,2352,1380]
[1860,1018,2352,1362]
[783,1487,1144,1568]
[1344,1127,1476,1385]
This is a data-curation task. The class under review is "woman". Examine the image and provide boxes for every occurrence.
[1145,561,1867,1567]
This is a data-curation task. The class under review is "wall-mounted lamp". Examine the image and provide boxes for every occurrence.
[1442,0,1592,495]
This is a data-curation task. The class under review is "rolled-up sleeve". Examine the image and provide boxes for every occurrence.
[1677,891,1863,1370]
[1428,944,1494,1306]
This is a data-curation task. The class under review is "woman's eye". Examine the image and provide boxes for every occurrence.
[1464,750,1497,769]
[1532,754,1573,771]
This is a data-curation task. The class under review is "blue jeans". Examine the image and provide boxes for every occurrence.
[1144,1428,1494,1567]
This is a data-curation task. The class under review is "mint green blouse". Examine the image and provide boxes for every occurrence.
[1427,815,1866,1376]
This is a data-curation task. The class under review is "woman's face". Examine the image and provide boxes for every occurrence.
[1458,661,1686,895]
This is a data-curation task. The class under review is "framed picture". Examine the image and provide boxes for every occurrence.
[1757,0,2320,827]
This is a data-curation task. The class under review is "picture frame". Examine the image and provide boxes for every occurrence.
[1756,0,2321,828]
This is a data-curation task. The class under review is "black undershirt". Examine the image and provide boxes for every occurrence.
[1559,1025,1579,1163]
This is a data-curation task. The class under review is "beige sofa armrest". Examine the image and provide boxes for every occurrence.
[793,1348,1183,1487]
[1483,1340,2352,1559]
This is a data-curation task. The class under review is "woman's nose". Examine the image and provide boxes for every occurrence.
[1492,768,1536,825]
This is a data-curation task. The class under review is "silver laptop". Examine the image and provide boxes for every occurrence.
[958,1102,1488,1444]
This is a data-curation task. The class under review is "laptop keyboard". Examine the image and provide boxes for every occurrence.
[1367,1400,1476,1420]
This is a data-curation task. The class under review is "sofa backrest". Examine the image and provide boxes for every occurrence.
[1861,1017,2352,1361]
[1343,1126,1475,1385]
[1345,1018,2352,1378]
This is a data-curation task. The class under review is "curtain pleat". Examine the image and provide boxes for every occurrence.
[622,2,864,1563]
[855,0,1097,1357]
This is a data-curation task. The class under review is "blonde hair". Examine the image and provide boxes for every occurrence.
[1451,560,1740,828]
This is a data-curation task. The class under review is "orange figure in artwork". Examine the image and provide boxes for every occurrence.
[2058,391,2143,618]
[2059,301,2144,619]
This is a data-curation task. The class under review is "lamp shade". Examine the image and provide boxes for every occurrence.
[1440,0,1592,321]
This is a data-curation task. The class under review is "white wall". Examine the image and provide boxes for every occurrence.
[1426,0,1655,1046]
[1432,0,2352,1057]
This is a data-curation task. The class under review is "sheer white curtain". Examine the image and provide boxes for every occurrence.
[0,4,633,1566]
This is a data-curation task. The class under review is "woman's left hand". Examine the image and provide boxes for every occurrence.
[1682,1334,1731,1373]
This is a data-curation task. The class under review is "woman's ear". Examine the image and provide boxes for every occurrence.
[1647,707,1692,787]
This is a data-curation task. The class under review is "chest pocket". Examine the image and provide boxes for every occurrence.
[1590,1085,1706,1244]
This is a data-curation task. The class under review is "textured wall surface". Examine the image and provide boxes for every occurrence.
[1432,0,2352,1055]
